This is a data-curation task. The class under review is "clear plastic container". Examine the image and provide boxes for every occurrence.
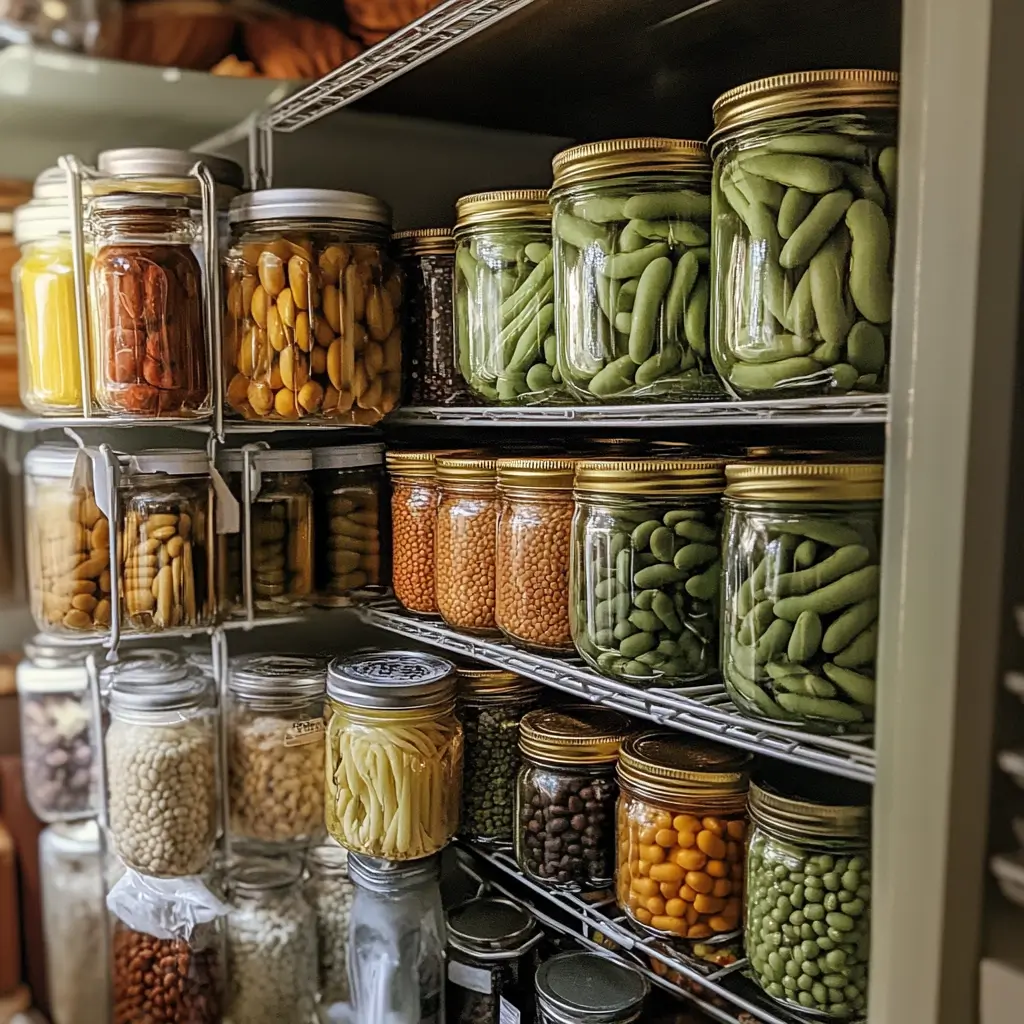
[720,461,882,732]
[223,189,400,424]
[534,951,648,1024]
[386,449,440,616]
[709,70,899,399]
[550,138,721,403]
[305,842,355,1008]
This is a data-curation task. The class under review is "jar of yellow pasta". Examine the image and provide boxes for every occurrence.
[325,650,463,861]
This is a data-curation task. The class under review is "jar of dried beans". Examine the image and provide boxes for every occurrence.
[386,449,440,616]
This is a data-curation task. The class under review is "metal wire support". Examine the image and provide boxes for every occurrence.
[211,626,232,865]
[247,117,274,190]
[58,154,94,420]
[97,444,122,658]
[240,441,270,626]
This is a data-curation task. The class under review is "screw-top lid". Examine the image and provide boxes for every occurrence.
[229,188,391,227]
[455,189,551,230]
[125,448,210,478]
[447,898,537,957]
[106,672,209,715]
[13,200,70,243]
[574,458,726,497]
[229,654,326,702]
[347,852,440,891]
[748,767,871,844]
[229,857,304,892]
[724,461,884,502]
[24,444,82,478]
[97,148,244,191]
[552,138,710,190]
[435,454,497,484]
[392,227,455,256]
[32,167,67,201]
[327,651,455,710]
[535,951,648,1022]
[497,457,577,491]
[22,636,96,669]
[101,648,188,687]
[385,450,439,479]
[455,663,542,699]
[519,706,633,766]
[312,443,385,471]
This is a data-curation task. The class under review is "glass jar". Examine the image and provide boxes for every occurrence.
[453,190,560,405]
[223,188,400,424]
[534,951,648,1024]
[88,194,209,417]
[496,457,576,652]
[0,0,120,53]
[119,449,213,632]
[24,444,112,637]
[514,706,634,890]
[40,822,108,1024]
[103,656,217,876]
[615,732,751,945]
[720,461,882,731]
[17,637,99,821]
[436,454,499,634]
[305,841,355,1008]
[227,654,326,848]
[570,459,726,687]
[708,70,899,399]
[446,897,542,1024]
[387,449,441,616]
[325,650,463,860]
[550,138,721,403]
[456,665,543,846]
[746,770,872,1018]
[313,442,386,606]
[225,859,317,1024]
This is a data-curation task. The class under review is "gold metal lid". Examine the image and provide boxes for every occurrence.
[435,454,498,484]
[455,663,542,698]
[385,450,438,479]
[712,69,900,137]
[724,461,883,501]
[497,457,577,491]
[574,458,726,497]
[392,227,455,256]
[749,776,870,843]
[552,138,710,190]
[455,189,551,229]
[519,706,634,766]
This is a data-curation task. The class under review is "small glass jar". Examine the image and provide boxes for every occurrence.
[550,138,721,403]
[615,732,751,945]
[24,444,112,637]
[40,822,109,1024]
[325,651,463,860]
[534,951,648,1024]
[103,655,216,877]
[305,841,355,1009]
[387,449,441,616]
[453,190,560,405]
[119,448,214,633]
[435,454,499,635]
[446,897,542,1024]
[225,859,317,1024]
[496,457,576,652]
[709,70,899,399]
[223,188,401,424]
[312,443,386,606]
[0,0,120,53]
[456,664,543,846]
[570,459,726,688]
[227,654,326,848]
[746,770,872,1019]
[514,706,634,891]
[721,461,882,732]
[17,637,99,821]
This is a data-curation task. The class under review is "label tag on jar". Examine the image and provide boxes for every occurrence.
[447,960,492,995]
[210,464,240,535]
[283,718,325,747]
[498,997,521,1024]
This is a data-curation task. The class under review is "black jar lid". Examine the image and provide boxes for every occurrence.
[535,951,648,1022]
[447,897,537,958]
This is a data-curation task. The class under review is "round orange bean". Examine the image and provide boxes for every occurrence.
[702,817,725,836]
[651,915,687,935]
[696,831,727,860]
[629,859,640,878]
[685,870,713,895]
[726,819,746,840]
[673,814,701,833]
[723,897,742,919]
[659,881,679,899]
[649,862,684,883]
[688,923,713,939]
[726,840,742,862]
[627,893,641,910]
[712,878,732,898]
[634,907,652,925]
[632,877,658,897]
[680,884,698,903]
[706,859,728,878]
[675,830,697,849]
[654,811,673,829]
[685,904,699,925]
[638,825,658,845]
[640,844,666,864]
[655,828,677,848]
[646,895,666,915]
[708,915,734,933]
[675,849,707,871]
[665,898,687,917]
[693,894,725,915]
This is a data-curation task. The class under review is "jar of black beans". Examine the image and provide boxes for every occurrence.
[514,706,634,891]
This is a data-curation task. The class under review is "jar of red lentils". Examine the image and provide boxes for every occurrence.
[616,732,750,949]
[385,450,440,617]
[435,454,499,635]
[496,458,576,653]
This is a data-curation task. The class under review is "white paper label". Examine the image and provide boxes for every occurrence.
[498,997,521,1024]
[447,960,492,995]
[283,718,325,747]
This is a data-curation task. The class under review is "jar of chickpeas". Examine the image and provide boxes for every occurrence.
[616,732,750,946]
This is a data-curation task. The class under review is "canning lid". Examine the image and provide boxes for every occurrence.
[535,951,648,1022]
[101,649,190,688]
[13,200,70,243]
[552,137,710,190]
[347,851,439,892]
[724,461,884,502]
[435,454,497,485]
[312,443,385,471]
[229,857,304,893]
[454,189,551,230]
[229,654,326,702]
[327,651,455,710]
[574,458,726,497]
[748,773,871,844]
[124,448,210,478]
[455,663,541,698]
[497,457,577,491]
[97,148,245,191]
[392,227,455,256]
[447,897,537,958]
[385,450,439,479]
[106,673,209,715]
[24,444,81,478]
[519,706,633,766]
[228,188,391,228]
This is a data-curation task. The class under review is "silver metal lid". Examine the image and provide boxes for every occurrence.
[229,857,304,892]
[22,636,96,668]
[182,645,214,678]
[535,952,649,1021]
[107,674,209,714]
[24,444,80,477]
[218,449,313,474]
[326,651,455,710]
[228,188,391,227]
[447,898,536,956]
[347,852,439,892]
[229,654,326,701]
[14,200,70,243]
[312,443,385,471]
[97,148,245,191]
[125,449,209,478]
[101,649,190,688]
[44,820,101,855]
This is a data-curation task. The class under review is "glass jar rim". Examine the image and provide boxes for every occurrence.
[229,654,326,701]
[347,851,440,891]
[45,820,102,854]
[552,137,710,190]
[447,897,538,957]
[724,461,883,501]
[749,773,871,843]
[454,189,550,230]
[21,635,97,670]
[229,856,304,893]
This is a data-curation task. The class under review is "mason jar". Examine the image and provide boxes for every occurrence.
[386,449,441,616]
[746,769,872,1019]
[326,651,463,860]
[570,458,726,687]
[534,951,648,1024]
[223,189,400,424]
[709,70,899,399]
[456,664,543,846]
[551,138,721,403]
[304,842,355,1008]
[720,461,882,732]
[453,190,560,405]
[514,706,634,891]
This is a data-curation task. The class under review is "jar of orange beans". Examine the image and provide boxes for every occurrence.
[616,732,751,947]
[386,450,440,617]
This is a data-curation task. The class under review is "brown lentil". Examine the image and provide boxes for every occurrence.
[386,451,440,615]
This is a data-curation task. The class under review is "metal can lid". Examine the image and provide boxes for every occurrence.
[748,769,871,842]
[535,951,648,1019]
[447,897,536,955]
[326,651,455,710]
[392,227,455,256]
[125,448,210,478]
[229,654,326,701]
[574,458,726,497]
[13,200,70,243]
[552,137,710,190]
[312,443,385,471]
[106,673,208,714]
[724,461,884,501]
[229,188,391,227]
[519,706,633,766]
[101,649,191,688]
[24,444,80,477]
[97,148,245,191]
[455,189,551,230]
[497,457,577,491]
[347,851,440,891]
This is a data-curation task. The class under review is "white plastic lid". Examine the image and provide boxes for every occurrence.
[24,444,80,477]
[229,188,391,227]
[14,200,70,243]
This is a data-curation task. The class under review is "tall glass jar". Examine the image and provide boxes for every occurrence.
[746,770,872,1019]
[709,70,899,399]
[24,444,112,637]
[453,190,560,405]
[534,951,648,1024]
[227,654,326,848]
[40,822,108,1024]
[223,189,401,424]
[387,449,441,616]
[17,637,99,821]
[720,461,882,732]
[456,664,543,846]
[118,449,213,632]
[312,442,386,606]
[514,706,634,890]
[225,859,317,1024]
[305,841,355,1009]
[615,732,751,945]
[570,458,726,687]
[551,138,721,403]
[325,651,463,860]
[435,454,499,634]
